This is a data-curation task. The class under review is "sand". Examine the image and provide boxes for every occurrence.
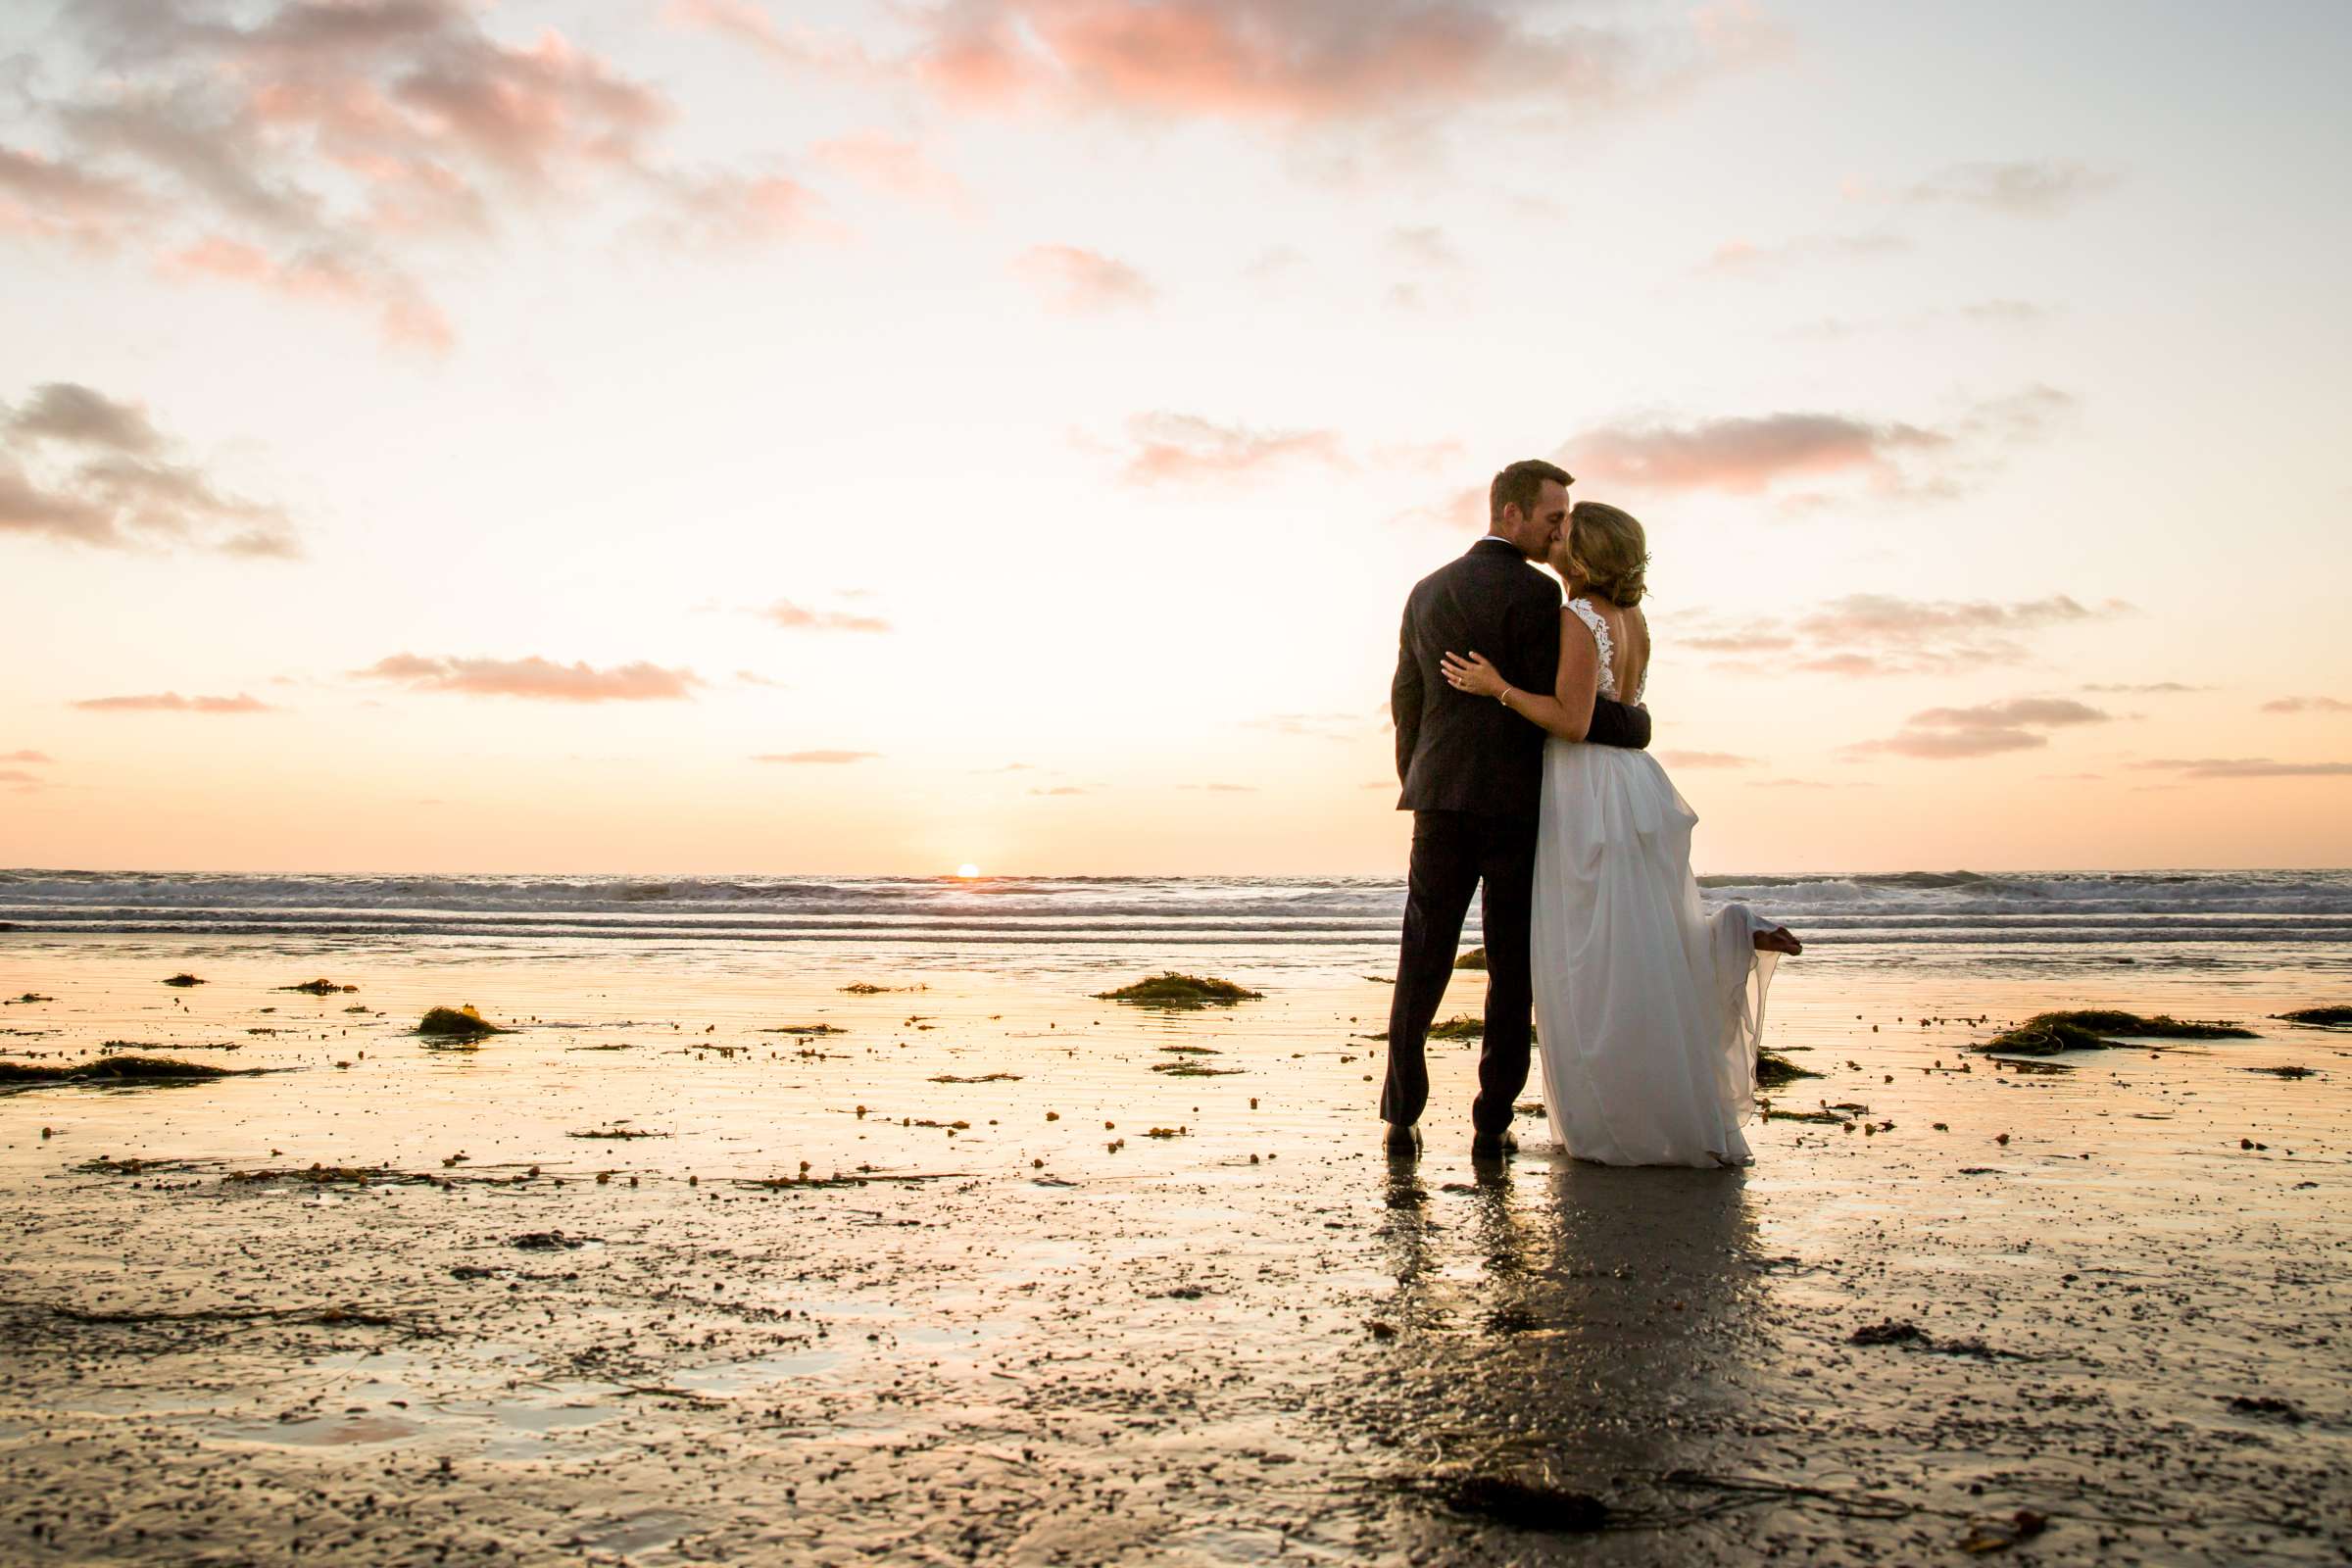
[1,936,2347,1564]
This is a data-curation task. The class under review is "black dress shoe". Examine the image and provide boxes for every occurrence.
[1384,1123,1422,1155]
[1469,1129,1518,1160]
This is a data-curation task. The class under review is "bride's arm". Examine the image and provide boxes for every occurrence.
[1440,612,1600,742]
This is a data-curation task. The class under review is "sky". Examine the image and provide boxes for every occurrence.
[2,0,2349,876]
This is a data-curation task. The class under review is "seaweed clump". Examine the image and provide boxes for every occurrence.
[1426,1015,1483,1041]
[1095,973,1263,1009]
[1,1055,234,1085]
[2278,1005,2352,1027]
[1429,1474,1610,1534]
[1755,1049,1820,1087]
[1981,1018,2112,1056]
[162,973,206,987]
[1979,1009,2256,1056]
[280,979,359,995]
[2033,1009,2254,1039]
[1453,948,1488,971]
[416,1004,508,1040]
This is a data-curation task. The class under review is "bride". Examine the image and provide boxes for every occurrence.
[1440,501,1800,1168]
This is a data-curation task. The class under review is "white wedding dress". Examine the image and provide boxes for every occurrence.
[1531,599,1781,1168]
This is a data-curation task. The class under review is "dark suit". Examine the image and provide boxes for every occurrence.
[1384,537,1652,1135]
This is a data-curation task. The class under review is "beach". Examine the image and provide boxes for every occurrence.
[2,872,2348,1564]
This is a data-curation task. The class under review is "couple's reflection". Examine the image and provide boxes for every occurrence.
[1375,1152,1761,1484]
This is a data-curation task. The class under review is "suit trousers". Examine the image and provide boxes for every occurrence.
[1380,808,1539,1137]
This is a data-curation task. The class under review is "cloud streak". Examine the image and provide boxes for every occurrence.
[1563,387,2072,506]
[2262,696,2352,714]
[1678,592,2132,677]
[1012,244,1153,312]
[760,600,891,633]
[756,750,878,763]
[72,691,274,712]
[2133,757,2352,779]
[1701,230,1908,277]
[1903,160,2118,218]
[1118,413,1348,484]
[1849,695,2114,760]
[355,655,702,702]
[1569,412,1945,496]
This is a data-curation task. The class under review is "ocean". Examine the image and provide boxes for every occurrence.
[4,867,2349,980]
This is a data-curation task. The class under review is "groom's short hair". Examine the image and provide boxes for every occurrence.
[1490,459,1574,526]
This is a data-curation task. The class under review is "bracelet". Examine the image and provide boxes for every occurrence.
[1496,687,1513,707]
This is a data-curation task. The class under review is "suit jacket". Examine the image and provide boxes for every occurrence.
[1392,538,1652,818]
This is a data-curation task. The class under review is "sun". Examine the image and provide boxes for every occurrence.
[956,863,982,879]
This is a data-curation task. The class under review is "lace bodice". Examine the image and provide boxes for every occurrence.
[1567,598,1643,705]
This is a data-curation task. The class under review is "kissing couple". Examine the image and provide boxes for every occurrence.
[1384,459,1801,1169]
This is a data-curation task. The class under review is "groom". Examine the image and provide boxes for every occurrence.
[1383,459,1654,1159]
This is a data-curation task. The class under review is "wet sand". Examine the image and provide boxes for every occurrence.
[3,937,2349,1564]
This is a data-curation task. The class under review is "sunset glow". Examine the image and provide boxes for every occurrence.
[2,2,2346,874]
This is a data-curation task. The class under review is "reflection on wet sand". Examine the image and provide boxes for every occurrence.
[1363,1160,1767,1517]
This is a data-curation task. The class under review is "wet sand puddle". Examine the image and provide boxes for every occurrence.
[0,936,2347,1564]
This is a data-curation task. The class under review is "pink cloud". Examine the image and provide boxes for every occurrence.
[1012,244,1153,313]
[663,0,858,68]
[392,28,671,181]
[0,142,152,249]
[1585,392,2078,508]
[1851,727,2046,760]
[809,133,969,210]
[1681,593,2132,679]
[12,1,817,345]
[1908,698,2111,729]
[2262,696,2352,714]
[72,692,275,712]
[1657,751,1756,769]
[759,600,891,633]
[355,655,703,702]
[897,0,1652,124]
[638,171,830,249]
[2,751,55,763]
[164,234,455,351]
[1850,694,2114,762]
[1118,413,1347,484]
[1568,412,1947,495]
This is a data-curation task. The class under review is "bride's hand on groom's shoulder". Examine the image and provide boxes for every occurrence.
[1441,650,1504,698]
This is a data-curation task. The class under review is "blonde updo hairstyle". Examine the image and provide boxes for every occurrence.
[1563,501,1648,608]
